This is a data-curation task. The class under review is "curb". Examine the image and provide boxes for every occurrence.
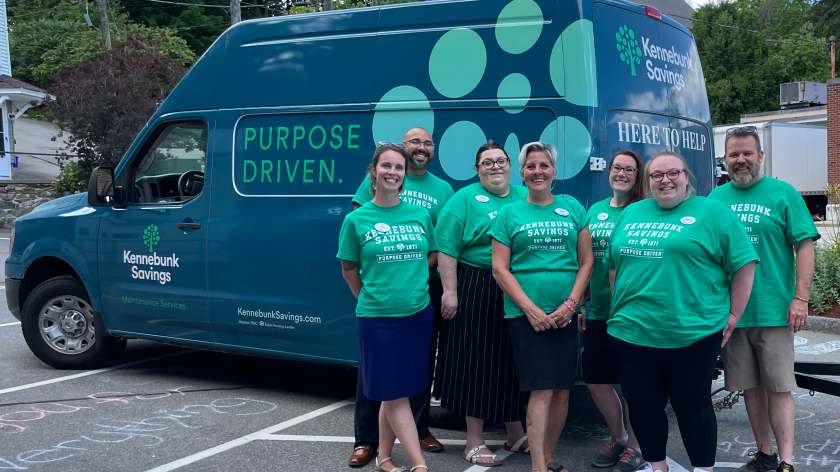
[806,316,840,335]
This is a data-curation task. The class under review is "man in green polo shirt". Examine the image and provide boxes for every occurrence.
[709,127,820,472]
[347,127,454,467]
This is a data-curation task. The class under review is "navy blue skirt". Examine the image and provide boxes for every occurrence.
[357,303,434,401]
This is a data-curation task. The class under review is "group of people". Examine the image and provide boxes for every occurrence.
[336,125,819,472]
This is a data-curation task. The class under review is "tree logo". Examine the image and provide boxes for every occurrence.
[143,224,160,253]
[616,26,642,76]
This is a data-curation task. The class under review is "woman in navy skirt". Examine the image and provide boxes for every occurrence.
[337,143,438,472]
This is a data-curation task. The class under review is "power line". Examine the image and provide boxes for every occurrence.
[665,12,829,46]
[143,0,262,8]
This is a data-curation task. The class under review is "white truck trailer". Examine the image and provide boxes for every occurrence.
[713,122,828,216]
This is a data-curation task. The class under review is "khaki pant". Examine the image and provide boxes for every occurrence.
[722,326,796,392]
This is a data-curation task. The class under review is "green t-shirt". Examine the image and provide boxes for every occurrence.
[352,172,455,224]
[353,172,453,279]
[586,197,626,322]
[604,197,759,348]
[435,182,528,270]
[336,201,438,318]
[489,196,589,319]
[709,177,820,327]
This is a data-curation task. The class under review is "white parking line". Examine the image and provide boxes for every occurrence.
[0,321,20,327]
[715,462,744,469]
[144,398,354,472]
[0,350,189,395]
[667,457,691,472]
[258,435,508,447]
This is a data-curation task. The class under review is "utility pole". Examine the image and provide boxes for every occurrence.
[230,0,241,25]
[97,0,111,51]
[832,35,836,79]
[323,0,333,11]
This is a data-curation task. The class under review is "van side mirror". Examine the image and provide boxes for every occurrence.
[87,167,115,207]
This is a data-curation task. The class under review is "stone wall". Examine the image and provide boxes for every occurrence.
[0,180,70,229]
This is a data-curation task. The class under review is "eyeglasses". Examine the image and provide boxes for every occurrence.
[377,141,406,150]
[726,126,757,136]
[404,139,436,148]
[479,158,510,169]
[649,170,684,182]
[609,165,637,175]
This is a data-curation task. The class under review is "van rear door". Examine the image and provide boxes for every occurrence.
[593,2,713,194]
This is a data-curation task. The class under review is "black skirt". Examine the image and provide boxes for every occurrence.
[437,263,526,422]
[508,312,578,392]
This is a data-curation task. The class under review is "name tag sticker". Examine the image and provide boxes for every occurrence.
[375,223,391,233]
[555,208,570,217]
[598,213,609,221]
[475,195,490,203]
[680,216,696,225]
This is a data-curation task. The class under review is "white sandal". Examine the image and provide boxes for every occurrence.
[503,434,530,454]
[375,456,408,472]
[411,466,428,471]
[463,445,503,467]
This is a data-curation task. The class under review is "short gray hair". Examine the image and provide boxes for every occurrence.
[518,142,558,178]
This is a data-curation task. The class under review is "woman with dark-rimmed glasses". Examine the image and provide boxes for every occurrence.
[337,142,437,472]
[582,150,646,472]
[435,140,529,467]
[605,151,758,472]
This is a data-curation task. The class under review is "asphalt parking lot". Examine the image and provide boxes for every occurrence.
[3,234,840,472]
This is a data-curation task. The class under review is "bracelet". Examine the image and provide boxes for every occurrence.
[566,297,579,307]
[563,301,576,312]
[794,296,809,303]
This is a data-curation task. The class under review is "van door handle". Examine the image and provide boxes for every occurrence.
[177,222,201,230]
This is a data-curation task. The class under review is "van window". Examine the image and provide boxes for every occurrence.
[133,122,207,204]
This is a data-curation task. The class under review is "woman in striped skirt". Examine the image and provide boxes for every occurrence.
[435,140,529,467]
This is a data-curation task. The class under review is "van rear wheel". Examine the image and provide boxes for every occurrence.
[21,276,122,369]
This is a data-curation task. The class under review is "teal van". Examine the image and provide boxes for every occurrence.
[6,0,713,369]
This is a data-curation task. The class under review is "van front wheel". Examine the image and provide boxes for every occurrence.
[21,276,120,369]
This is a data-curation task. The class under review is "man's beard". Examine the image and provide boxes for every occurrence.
[727,161,761,185]
[409,151,433,169]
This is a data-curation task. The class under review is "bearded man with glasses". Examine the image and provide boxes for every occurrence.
[347,127,454,467]
[709,127,820,472]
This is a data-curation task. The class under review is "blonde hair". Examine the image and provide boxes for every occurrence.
[518,142,558,179]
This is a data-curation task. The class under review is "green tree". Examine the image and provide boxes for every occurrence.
[9,1,195,89]
[616,25,642,76]
[693,0,830,125]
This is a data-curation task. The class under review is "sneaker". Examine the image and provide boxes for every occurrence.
[593,441,626,467]
[613,448,645,472]
[776,462,794,472]
[734,451,779,472]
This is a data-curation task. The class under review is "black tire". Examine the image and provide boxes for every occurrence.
[21,276,121,369]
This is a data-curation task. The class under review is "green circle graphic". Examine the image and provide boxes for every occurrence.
[560,20,598,107]
[372,86,434,145]
[429,29,487,99]
[439,121,487,181]
[496,0,544,54]
[503,133,522,185]
[538,116,592,180]
[497,73,531,114]
[549,35,565,97]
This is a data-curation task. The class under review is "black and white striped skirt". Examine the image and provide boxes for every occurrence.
[437,263,526,422]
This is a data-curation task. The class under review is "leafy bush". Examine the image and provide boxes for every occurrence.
[48,34,188,184]
[810,184,840,314]
[54,161,85,193]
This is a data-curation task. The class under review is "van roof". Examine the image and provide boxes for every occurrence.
[155,0,693,118]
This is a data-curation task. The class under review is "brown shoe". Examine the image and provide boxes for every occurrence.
[348,445,374,467]
[420,435,444,453]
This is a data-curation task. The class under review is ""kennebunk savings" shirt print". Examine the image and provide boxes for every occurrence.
[604,197,759,348]
[337,200,438,318]
[709,177,820,327]
[489,196,589,319]
[585,198,625,322]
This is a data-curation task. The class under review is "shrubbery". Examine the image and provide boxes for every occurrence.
[53,161,85,193]
[810,184,840,314]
